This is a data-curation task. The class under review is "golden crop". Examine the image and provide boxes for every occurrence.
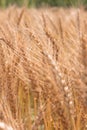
[0,6,87,130]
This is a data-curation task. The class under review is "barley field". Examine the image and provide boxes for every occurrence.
[0,6,87,130]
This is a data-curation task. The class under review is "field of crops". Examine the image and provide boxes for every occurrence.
[0,6,87,130]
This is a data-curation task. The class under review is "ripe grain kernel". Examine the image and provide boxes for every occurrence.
[60,101,64,105]
[85,124,87,128]
[55,66,58,70]
[61,79,65,84]
[69,101,73,105]
[52,60,55,66]
[67,93,72,98]
[48,54,51,59]
[64,86,69,91]
[59,72,62,77]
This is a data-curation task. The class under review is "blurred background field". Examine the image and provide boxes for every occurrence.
[0,0,87,8]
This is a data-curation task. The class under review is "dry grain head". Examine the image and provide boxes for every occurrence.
[0,7,87,130]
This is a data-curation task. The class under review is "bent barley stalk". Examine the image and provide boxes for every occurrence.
[0,7,87,130]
